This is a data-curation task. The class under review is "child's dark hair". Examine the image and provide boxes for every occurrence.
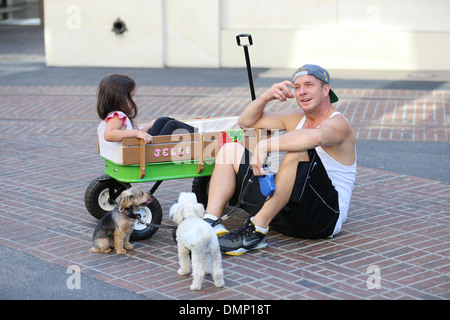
[96,74,138,120]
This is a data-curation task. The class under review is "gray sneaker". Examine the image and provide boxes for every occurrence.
[203,217,229,236]
[218,219,268,256]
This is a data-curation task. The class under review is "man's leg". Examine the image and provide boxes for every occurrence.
[251,150,309,228]
[205,142,245,218]
[219,150,309,255]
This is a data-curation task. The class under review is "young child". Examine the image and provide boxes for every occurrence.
[96,74,194,144]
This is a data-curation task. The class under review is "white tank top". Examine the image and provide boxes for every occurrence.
[296,112,357,236]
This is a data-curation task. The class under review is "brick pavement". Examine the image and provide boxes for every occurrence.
[0,85,449,300]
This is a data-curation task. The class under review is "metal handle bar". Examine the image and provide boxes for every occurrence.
[236,33,256,100]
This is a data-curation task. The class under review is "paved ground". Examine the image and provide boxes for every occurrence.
[0,26,449,300]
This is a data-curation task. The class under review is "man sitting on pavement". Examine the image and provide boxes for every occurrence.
[203,64,357,255]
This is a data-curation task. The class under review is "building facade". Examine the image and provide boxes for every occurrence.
[43,0,450,70]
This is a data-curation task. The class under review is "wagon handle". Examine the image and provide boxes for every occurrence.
[236,33,253,47]
[236,33,256,101]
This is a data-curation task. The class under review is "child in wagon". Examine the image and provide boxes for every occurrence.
[96,73,195,143]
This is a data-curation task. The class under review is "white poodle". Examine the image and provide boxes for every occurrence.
[169,192,225,291]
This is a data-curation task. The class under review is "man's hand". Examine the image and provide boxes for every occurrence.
[262,80,295,102]
[251,140,269,176]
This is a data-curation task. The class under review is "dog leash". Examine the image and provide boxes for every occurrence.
[211,170,272,228]
[119,207,141,219]
[138,217,178,243]
[136,216,178,243]
[145,222,177,230]
[135,216,177,230]
[117,202,178,242]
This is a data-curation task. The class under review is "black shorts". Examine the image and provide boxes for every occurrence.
[228,148,340,239]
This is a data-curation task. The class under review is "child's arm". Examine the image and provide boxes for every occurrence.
[104,115,153,143]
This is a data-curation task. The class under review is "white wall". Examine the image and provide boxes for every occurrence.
[220,0,450,70]
[165,0,219,67]
[44,0,164,67]
[44,0,450,70]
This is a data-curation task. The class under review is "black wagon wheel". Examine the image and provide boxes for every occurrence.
[84,175,130,220]
[192,176,211,207]
[130,194,163,241]
[85,175,163,240]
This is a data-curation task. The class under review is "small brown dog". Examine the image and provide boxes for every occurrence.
[90,187,151,254]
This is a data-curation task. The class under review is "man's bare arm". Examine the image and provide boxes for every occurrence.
[238,80,295,130]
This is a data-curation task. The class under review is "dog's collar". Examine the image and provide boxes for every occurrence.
[119,206,139,219]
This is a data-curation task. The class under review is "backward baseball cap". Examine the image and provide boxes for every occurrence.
[292,64,339,103]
